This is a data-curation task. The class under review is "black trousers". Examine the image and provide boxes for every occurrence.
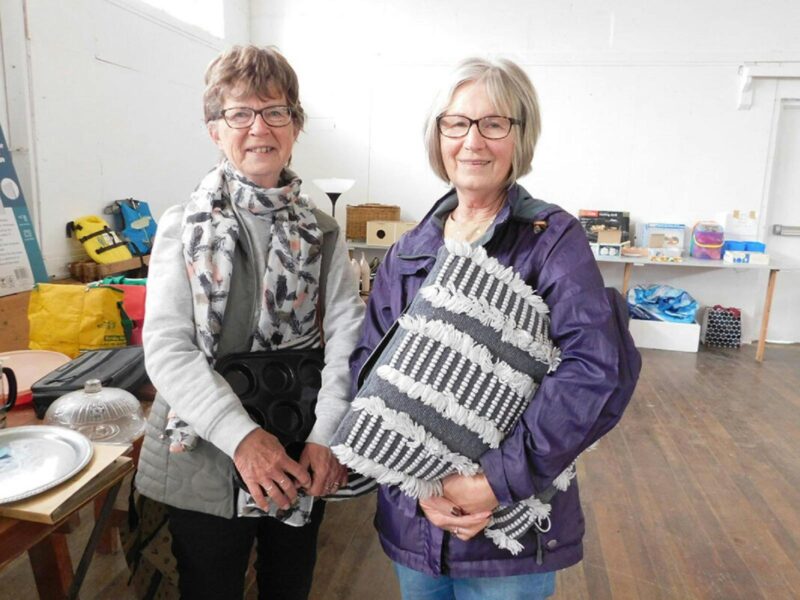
[167,501,326,600]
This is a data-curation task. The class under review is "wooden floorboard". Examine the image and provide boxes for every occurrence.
[1,343,798,599]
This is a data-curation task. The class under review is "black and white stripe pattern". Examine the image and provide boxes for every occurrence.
[331,240,575,555]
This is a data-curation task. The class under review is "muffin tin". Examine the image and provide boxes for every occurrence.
[215,349,325,449]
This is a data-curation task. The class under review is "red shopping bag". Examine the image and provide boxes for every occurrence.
[102,284,146,345]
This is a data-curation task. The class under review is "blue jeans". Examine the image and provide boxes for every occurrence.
[393,563,556,600]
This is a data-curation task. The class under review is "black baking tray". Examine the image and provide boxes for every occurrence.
[214,348,325,455]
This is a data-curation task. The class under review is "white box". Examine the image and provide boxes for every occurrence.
[641,223,686,256]
[366,220,417,246]
[723,251,769,265]
[590,241,630,257]
[629,319,700,353]
[722,209,758,241]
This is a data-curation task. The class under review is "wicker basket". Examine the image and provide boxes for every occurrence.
[346,203,400,241]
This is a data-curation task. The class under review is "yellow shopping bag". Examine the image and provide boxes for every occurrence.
[28,284,128,358]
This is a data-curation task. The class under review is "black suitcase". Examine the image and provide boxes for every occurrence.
[31,346,149,418]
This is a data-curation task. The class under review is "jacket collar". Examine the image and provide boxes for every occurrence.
[395,183,557,260]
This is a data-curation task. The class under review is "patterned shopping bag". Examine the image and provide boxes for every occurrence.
[702,305,742,348]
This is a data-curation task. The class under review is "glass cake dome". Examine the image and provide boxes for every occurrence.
[44,379,146,444]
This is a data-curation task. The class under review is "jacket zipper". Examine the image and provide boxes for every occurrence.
[355,252,437,386]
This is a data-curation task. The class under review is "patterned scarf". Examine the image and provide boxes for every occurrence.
[182,160,323,358]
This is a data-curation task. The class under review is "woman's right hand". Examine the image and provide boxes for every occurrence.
[419,496,492,541]
[233,429,312,510]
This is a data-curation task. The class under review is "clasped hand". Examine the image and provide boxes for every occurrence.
[419,473,500,541]
[233,429,347,510]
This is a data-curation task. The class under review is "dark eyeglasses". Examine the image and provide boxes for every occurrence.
[217,105,293,129]
[437,114,523,140]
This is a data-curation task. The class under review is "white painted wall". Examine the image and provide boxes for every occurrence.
[251,0,800,342]
[1,1,798,343]
[0,0,249,276]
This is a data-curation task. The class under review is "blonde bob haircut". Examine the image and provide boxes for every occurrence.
[203,45,305,130]
[423,57,541,187]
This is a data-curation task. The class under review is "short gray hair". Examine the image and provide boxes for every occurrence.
[423,57,541,186]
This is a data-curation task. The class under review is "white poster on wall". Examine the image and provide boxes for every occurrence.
[0,206,34,295]
[0,122,47,297]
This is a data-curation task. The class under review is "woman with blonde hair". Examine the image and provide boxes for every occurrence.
[346,56,640,599]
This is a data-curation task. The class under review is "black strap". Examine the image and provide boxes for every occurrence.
[77,227,112,243]
[95,241,129,254]
[78,226,128,253]
[537,484,558,504]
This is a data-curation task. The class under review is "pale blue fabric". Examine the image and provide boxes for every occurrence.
[393,562,556,600]
[627,284,698,323]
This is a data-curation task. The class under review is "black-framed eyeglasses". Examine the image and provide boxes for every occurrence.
[437,114,523,140]
[217,105,293,129]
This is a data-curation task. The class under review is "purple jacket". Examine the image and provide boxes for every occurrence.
[349,184,641,577]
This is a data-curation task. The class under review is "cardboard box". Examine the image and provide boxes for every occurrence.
[629,319,700,352]
[642,223,686,256]
[723,251,770,265]
[589,230,630,257]
[366,220,417,246]
[578,210,631,243]
[722,209,758,241]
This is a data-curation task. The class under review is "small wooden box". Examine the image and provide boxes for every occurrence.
[67,255,150,283]
[366,221,417,246]
[346,204,400,241]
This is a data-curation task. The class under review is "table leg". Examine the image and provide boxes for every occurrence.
[622,263,633,295]
[28,533,73,600]
[756,269,779,362]
[94,492,123,554]
[56,513,81,534]
[66,481,123,600]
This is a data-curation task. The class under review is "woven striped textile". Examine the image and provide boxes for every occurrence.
[331,240,571,554]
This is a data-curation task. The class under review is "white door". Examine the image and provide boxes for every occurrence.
[763,80,800,343]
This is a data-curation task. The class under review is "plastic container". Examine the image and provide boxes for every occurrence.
[359,252,371,293]
[44,379,146,444]
[745,241,766,253]
[349,258,361,290]
[690,221,724,260]
[723,241,747,256]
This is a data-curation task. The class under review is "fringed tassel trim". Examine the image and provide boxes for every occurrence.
[553,461,577,492]
[398,315,535,398]
[483,527,525,556]
[519,496,553,522]
[330,444,443,498]
[350,396,481,475]
[420,285,560,370]
[443,239,550,315]
[377,365,505,447]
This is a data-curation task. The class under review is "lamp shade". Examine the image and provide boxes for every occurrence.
[312,178,355,195]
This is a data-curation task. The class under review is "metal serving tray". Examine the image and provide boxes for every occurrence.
[0,426,93,504]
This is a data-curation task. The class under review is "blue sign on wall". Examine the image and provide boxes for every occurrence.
[0,122,48,288]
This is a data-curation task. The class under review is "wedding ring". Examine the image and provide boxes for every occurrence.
[264,485,275,494]
[452,527,460,536]
[278,478,289,486]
